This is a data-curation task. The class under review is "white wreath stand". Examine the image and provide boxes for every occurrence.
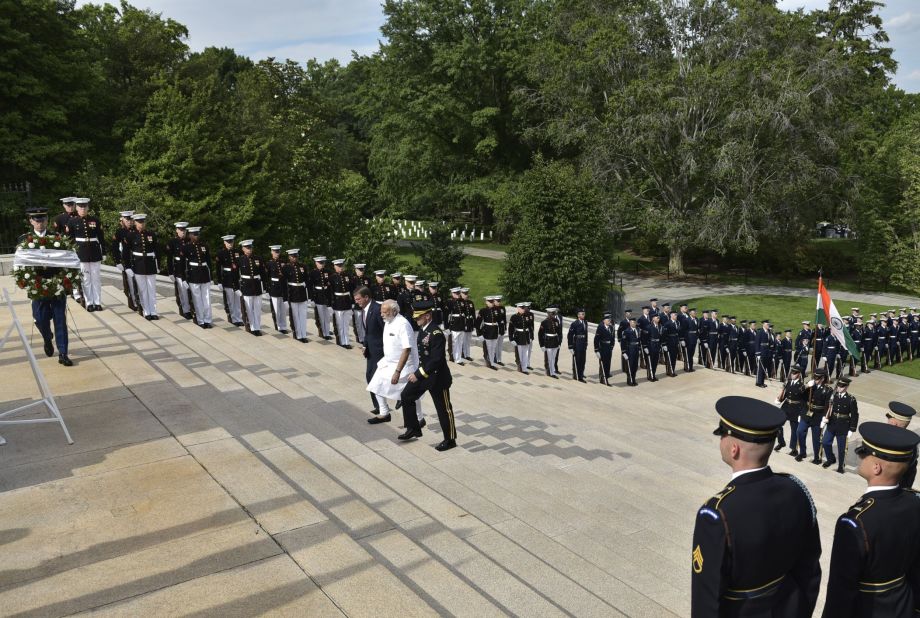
[0,288,74,446]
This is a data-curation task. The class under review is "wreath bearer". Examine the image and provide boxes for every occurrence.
[14,207,81,366]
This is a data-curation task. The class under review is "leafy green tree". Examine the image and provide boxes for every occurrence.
[500,159,612,315]
[414,224,464,289]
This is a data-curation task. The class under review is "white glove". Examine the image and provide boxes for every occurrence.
[806,379,815,387]
[847,431,854,439]
[116,263,124,272]
[540,347,545,353]
[774,399,782,405]
[125,268,134,277]
[703,343,709,349]
[169,275,176,282]
[595,351,600,359]
[622,353,628,360]
[643,347,649,354]
[216,284,223,291]
[820,417,828,428]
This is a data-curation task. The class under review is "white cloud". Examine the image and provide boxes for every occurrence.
[249,39,380,64]
[906,69,920,80]
[775,0,827,12]
[887,12,920,32]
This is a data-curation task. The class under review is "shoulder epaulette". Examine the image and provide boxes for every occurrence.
[706,484,735,510]
[846,495,875,520]
[432,328,443,336]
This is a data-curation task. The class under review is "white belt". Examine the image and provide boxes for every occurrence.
[240,274,256,279]
[174,257,182,261]
[222,267,233,271]
[75,237,99,242]
[545,333,559,337]
[451,314,463,317]
[314,286,325,290]
[288,282,306,287]
[188,261,204,266]
[482,322,497,326]
[132,251,155,257]
[270,277,280,282]
[334,292,349,296]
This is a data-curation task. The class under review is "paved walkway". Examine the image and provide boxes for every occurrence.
[0,276,917,616]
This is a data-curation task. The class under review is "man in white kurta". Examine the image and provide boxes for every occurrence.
[367,300,423,423]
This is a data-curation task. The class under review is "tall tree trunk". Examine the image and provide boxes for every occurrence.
[669,245,685,277]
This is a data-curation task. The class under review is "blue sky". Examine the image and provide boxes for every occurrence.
[80,0,920,92]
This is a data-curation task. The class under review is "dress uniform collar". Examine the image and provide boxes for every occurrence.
[728,466,773,485]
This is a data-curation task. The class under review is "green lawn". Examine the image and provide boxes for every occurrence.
[394,247,503,306]
[685,294,920,379]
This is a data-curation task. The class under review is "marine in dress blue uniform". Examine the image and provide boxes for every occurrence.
[691,396,821,617]
[567,308,589,382]
[754,320,773,388]
[594,312,615,385]
[821,377,859,473]
[643,314,663,381]
[822,421,920,618]
[621,317,641,386]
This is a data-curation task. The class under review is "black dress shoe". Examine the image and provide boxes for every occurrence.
[145,315,154,321]
[578,378,586,383]
[495,361,504,366]
[397,429,422,441]
[368,414,391,424]
[489,365,498,371]
[395,401,402,409]
[527,366,533,370]
[811,458,821,465]
[435,439,457,452]
[280,330,289,335]
[774,444,784,452]
[151,315,160,320]
[87,305,96,312]
[343,344,353,350]
[324,336,333,341]
[234,321,245,327]
[687,368,695,372]
[420,419,426,428]
[836,466,845,474]
[43,339,54,357]
[822,460,834,469]
[550,375,558,379]
[252,330,262,336]
[300,338,309,343]
[789,449,798,457]
[795,454,805,462]
[59,355,73,367]
[95,305,103,311]
[464,356,473,361]
[756,384,767,388]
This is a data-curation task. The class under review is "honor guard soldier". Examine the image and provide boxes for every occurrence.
[264,246,289,334]
[21,207,73,366]
[182,227,213,328]
[705,309,719,368]
[847,307,860,327]
[820,377,858,473]
[310,256,333,340]
[447,287,466,364]
[637,305,651,332]
[237,240,265,335]
[911,311,920,358]
[594,312,615,385]
[427,282,443,327]
[824,327,840,379]
[398,300,457,452]
[649,298,660,320]
[643,313,663,382]
[166,222,193,319]
[692,396,821,617]
[755,319,773,388]
[372,270,392,303]
[522,302,535,370]
[538,307,562,378]
[678,303,698,371]
[886,402,917,490]
[718,315,732,371]
[66,197,106,311]
[54,197,76,234]
[509,302,532,374]
[215,235,244,326]
[398,275,419,328]
[778,329,793,378]
[351,264,371,343]
[862,320,876,371]
[796,321,813,373]
[567,308,589,382]
[126,214,160,320]
[621,317,641,386]
[111,211,139,311]
[330,259,353,346]
[389,272,403,297]
[822,421,920,618]
[494,295,507,366]
[814,323,826,362]
[796,367,832,463]
[775,365,806,455]
[474,297,499,369]
[461,288,475,358]
[663,312,680,377]
[617,308,632,373]
[282,249,310,342]
[698,309,710,367]
[899,315,911,361]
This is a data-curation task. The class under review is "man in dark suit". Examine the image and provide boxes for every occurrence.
[355,286,387,421]
[399,300,457,451]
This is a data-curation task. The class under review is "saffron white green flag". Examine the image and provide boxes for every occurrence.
[816,275,861,360]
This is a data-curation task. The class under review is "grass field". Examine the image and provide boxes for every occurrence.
[394,247,503,305]
[684,294,920,380]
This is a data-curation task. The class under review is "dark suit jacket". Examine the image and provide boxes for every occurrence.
[363,301,385,363]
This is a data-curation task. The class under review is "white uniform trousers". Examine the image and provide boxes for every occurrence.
[516,344,531,372]
[176,277,192,314]
[189,282,212,325]
[290,301,308,339]
[462,331,471,357]
[544,347,559,376]
[124,268,138,304]
[243,295,262,331]
[484,338,498,363]
[526,342,533,367]
[496,334,505,362]
[315,303,331,337]
[353,308,365,343]
[334,310,351,345]
[136,274,158,316]
[223,287,242,323]
[270,295,288,331]
[79,261,102,306]
[451,331,465,363]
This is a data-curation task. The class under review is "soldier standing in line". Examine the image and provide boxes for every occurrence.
[706,309,719,369]
[822,422,920,618]
[523,302,535,370]
[264,246,289,334]
[182,227,213,328]
[474,297,499,370]
[309,256,333,340]
[446,287,465,364]
[494,295,507,366]
[237,240,265,336]
[717,314,732,371]
[698,309,711,367]
[538,307,562,378]
[567,308,589,382]
[814,323,826,365]
[594,312,615,385]
[215,235,244,326]
[54,197,76,234]
[622,317,641,386]
[819,377,858,473]
[389,272,403,299]
[795,367,832,463]
[692,396,821,617]
[282,249,310,343]
[663,311,680,377]
[427,281,443,328]
[823,328,840,379]
[643,313,663,382]
[649,298,660,320]
[775,365,806,456]
[910,309,920,358]
[618,308,632,374]
[397,275,419,327]
[330,259,353,347]
[795,320,813,374]
[861,319,876,372]
[351,264,371,344]
[461,288,475,359]
[372,269,391,303]
[126,214,160,320]
[508,302,532,374]
[779,329,793,379]
[754,319,773,388]
[637,305,651,369]
[111,210,138,311]
[66,197,106,311]
[165,221,193,319]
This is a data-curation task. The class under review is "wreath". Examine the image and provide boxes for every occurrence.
[12,233,82,300]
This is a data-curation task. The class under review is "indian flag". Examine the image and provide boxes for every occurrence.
[816,275,861,360]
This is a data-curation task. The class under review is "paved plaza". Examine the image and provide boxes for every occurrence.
[1,275,917,616]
